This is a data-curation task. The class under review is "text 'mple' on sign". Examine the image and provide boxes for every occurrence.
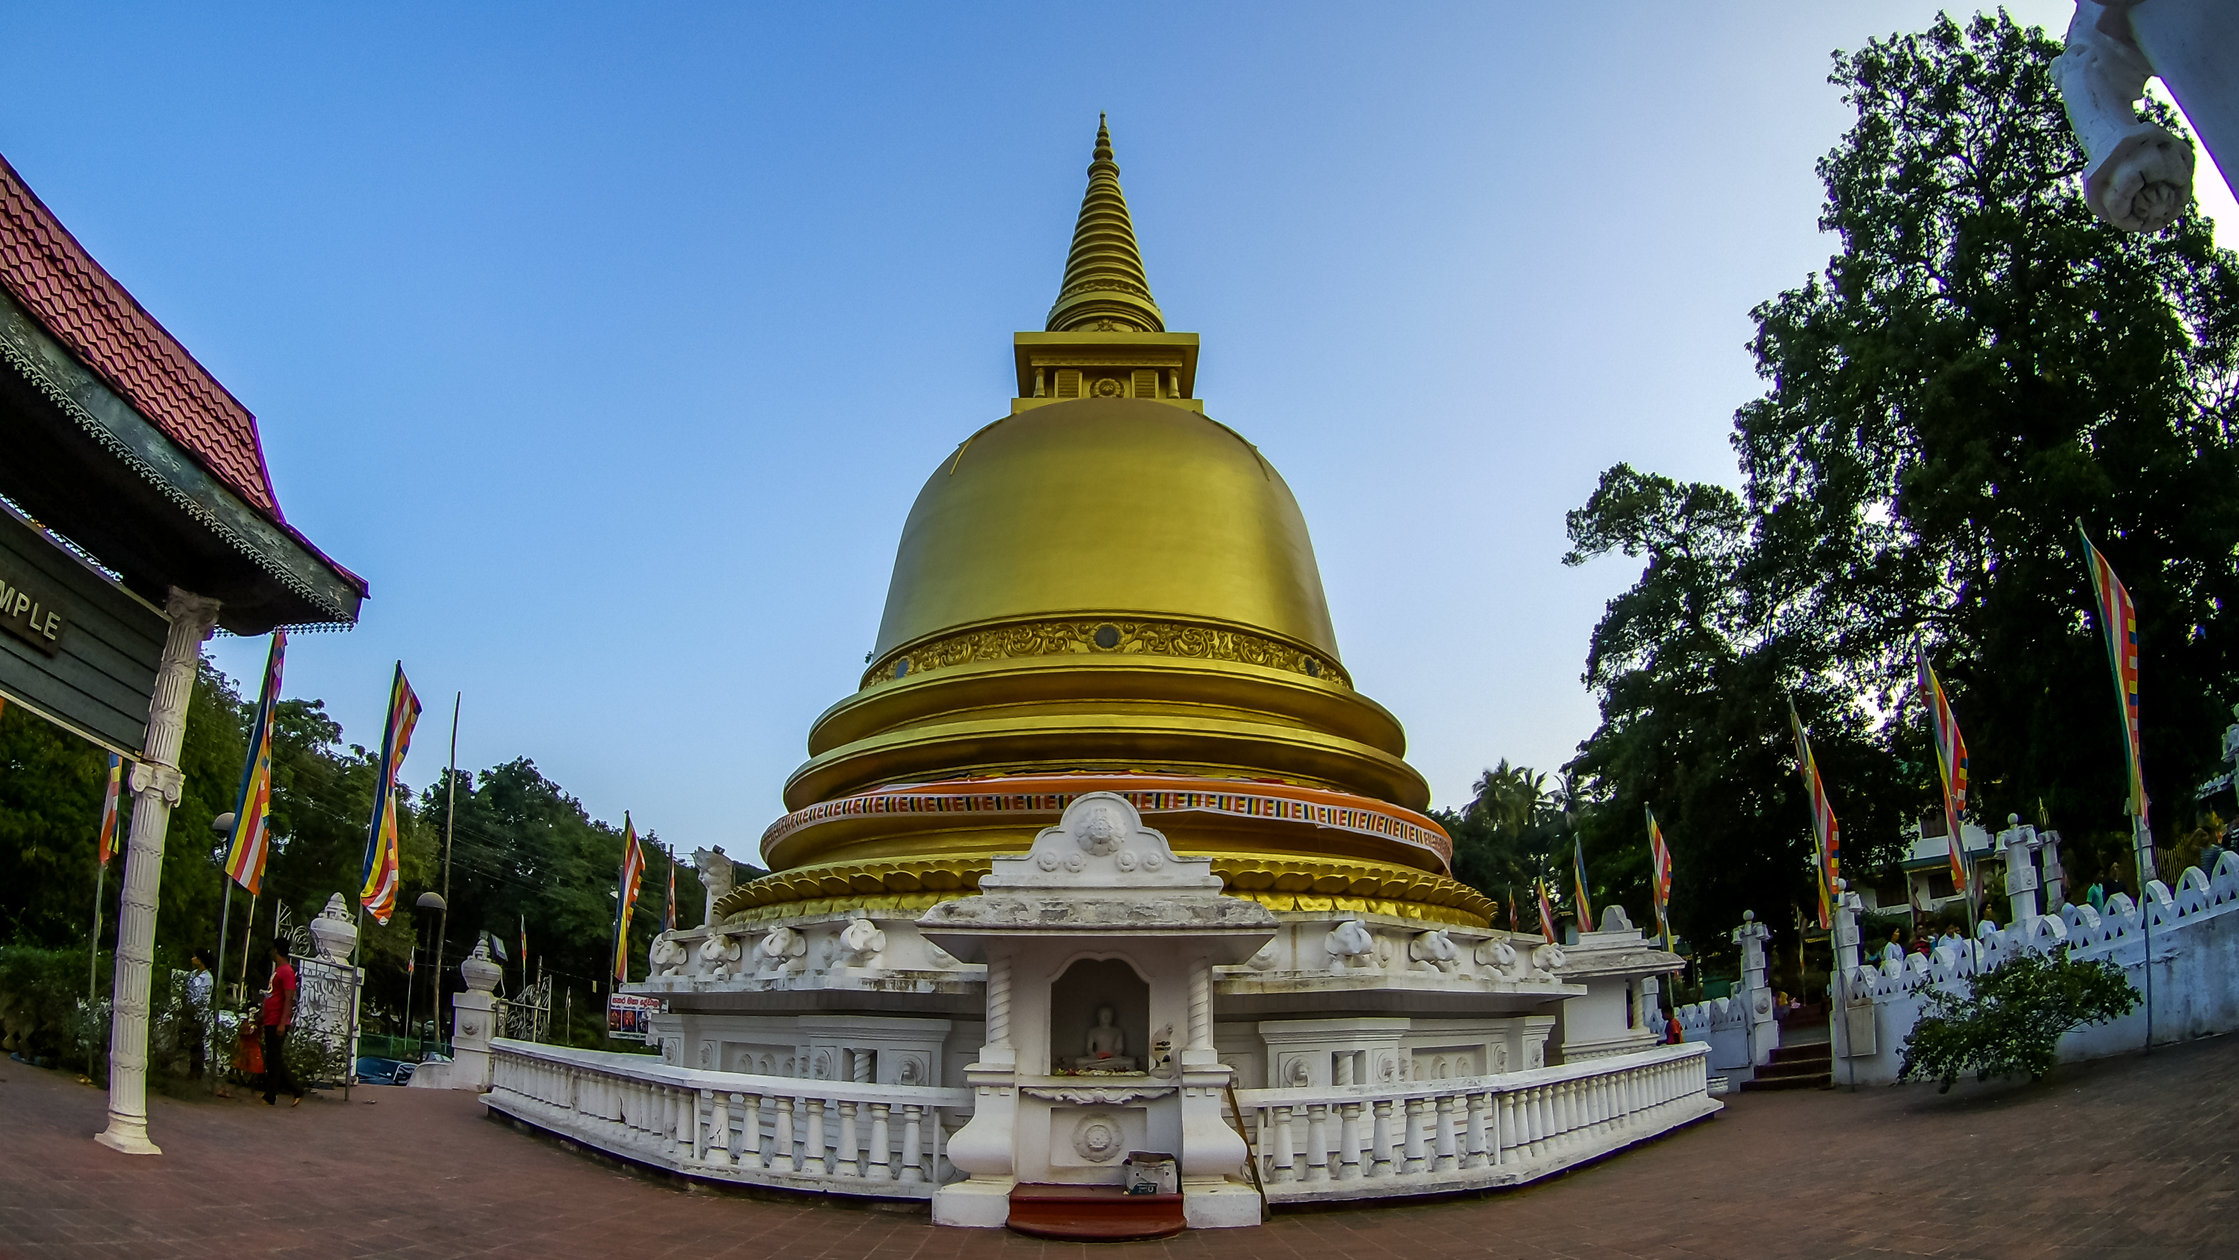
[0,505,167,756]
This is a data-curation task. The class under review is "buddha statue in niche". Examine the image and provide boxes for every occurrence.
[1072,1004,1137,1072]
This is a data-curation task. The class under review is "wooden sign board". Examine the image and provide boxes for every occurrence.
[0,504,166,755]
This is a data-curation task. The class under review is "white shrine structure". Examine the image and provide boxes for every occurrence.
[479,792,1711,1230]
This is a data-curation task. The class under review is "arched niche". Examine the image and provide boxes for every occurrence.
[1047,957,1150,1074]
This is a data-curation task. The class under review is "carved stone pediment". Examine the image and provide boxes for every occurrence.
[1021,1082,1176,1106]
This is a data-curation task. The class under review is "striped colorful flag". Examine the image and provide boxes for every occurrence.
[663,852,677,933]
[2080,525,2149,827]
[96,752,125,866]
[358,664,422,925]
[223,631,286,893]
[1571,836,1594,933]
[611,811,645,986]
[1536,876,1559,944]
[1645,806,1674,954]
[520,914,529,983]
[1787,698,1841,930]
[1915,648,1973,900]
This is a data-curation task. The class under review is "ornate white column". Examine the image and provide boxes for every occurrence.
[97,589,219,1156]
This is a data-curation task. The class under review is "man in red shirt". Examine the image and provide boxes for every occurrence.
[261,942,302,1106]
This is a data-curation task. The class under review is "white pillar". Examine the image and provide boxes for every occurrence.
[2000,816,2043,926]
[1734,911,1776,1066]
[97,589,219,1157]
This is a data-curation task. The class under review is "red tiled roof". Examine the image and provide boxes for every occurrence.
[0,151,282,521]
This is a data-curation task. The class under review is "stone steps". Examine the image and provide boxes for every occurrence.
[1742,1042,1832,1092]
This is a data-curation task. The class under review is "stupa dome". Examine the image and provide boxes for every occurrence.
[737,119,1488,929]
[872,397,1339,661]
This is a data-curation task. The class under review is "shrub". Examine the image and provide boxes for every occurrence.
[1898,948,2139,1092]
[0,943,206,1081]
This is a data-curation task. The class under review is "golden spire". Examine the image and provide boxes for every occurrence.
[1045,114,1166,333]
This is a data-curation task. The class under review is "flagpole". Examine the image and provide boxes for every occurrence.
[343,905,363,1102]
[432,692,459,1042]
[89,860,107,1001]
[239,893,257,996]
[2136,811,2153,1054]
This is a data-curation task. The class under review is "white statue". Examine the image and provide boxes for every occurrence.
[648,929,688,978]
[1529,941,1567,978]
[1325,918,1375,968]
[757,925,806,972]
[1072,1004,1137,1072]
[1473,936,1523,981]
[695,930,741,977]
[839,916,887,966]
[1409,928,1460,972]
[692,846,735,921]
[2052,0,2212,232]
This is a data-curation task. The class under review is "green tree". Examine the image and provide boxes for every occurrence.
[1563,14,2239,954]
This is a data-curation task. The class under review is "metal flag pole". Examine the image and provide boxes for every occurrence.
[343,904,364,1102]
[89,860,107,1001]
[431,692,459,1039]
[2136,811,2154,1054]
[238,892,257,997]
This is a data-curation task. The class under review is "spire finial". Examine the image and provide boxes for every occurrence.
[1046,115,1164,333]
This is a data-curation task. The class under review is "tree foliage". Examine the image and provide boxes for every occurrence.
[1897,948,2138,1091]
[0,655,701,1048]
[1437,761,1574,926]
[1561,14,2239,955]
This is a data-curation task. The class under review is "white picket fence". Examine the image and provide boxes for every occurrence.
[1232,1042,1717,1202]
[485,1039,971,1199]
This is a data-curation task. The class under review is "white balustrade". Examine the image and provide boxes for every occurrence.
[485,1039,971,1200]
[1235,1042,1716,1203]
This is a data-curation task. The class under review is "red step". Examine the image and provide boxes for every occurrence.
[1006,1183,1186,1241]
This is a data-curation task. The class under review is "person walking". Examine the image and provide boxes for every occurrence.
[260,942,303,1107]
[184,949,215,1081]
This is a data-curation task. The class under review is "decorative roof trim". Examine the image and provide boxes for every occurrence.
[0,289,363,624]
[0,151,281,518]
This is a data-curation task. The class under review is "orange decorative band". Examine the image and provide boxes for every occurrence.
[761,775,1449,867]
[859,617,1350,692]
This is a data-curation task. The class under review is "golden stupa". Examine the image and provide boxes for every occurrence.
[723,119,1491,928]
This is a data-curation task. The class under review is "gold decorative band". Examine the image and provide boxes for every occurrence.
[860,617,1350,692]
[714,853,1492,928]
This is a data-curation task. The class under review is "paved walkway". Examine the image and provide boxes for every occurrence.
[3,1034,2235,1260]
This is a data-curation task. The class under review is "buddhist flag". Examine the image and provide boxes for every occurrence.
[223,631,286,894]
[610,812,644,986]
[663,851,677,933]
[1788,698,1840,930]
[1645,806,1674,954]
[358,664,422,925]
[1536,877,1559,944]
[1915,648,1972,900]
[96,752,125,866]
[1571,836,1594,933]
[520,914,529,983]
[2080,525,2149,827]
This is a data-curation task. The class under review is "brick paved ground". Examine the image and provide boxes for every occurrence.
[3,1034,2235,1260]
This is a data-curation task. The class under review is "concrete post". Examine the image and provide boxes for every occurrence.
[96,589,219,1157]
[2001,815,2042,927]
[1734,911,1777,1066]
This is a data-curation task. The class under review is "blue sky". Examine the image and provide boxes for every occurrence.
[3,3,2229,860]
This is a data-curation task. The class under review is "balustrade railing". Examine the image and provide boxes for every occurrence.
[486,1039,971,1199]
[1234,1042,1714,1201]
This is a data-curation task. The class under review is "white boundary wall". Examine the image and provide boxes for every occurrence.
[1829,853,2239,1086]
